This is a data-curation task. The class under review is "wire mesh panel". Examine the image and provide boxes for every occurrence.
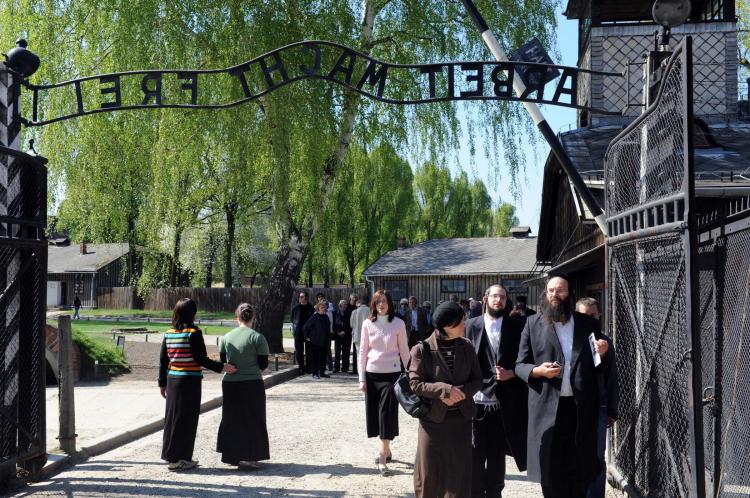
[604,39,705,497]
[698,218,750,497]
[0,145,48,484]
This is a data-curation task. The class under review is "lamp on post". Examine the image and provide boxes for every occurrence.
[646,0,691,105]
[652,0,691,49]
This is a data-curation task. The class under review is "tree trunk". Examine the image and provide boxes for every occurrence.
[254,0,379,352]
[224,203,237,289]
[306,248,313,287]
[254,231,308,353]
[170,228,182,287]
[348,236,356,287]
[203,229,216,288]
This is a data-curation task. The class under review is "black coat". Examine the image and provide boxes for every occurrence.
[291,303,315,338]
[465,315,527,470]
[332,308,350,338]
[303,313,331,347]
[515,311,603,486]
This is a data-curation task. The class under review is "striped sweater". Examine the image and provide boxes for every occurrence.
[158,326,223,386]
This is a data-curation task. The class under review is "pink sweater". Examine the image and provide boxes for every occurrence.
[358,315,411,382]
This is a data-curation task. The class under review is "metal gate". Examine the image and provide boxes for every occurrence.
[0,143,48,482]
[604,38,706,497]
[697,197,750,497]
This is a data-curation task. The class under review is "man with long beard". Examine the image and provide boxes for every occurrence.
[515,274,609,498]
[465,284,527,497]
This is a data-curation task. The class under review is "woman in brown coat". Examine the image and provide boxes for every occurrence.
[408,301,483,498]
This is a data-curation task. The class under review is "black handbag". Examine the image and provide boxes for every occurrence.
[394,340,433,419]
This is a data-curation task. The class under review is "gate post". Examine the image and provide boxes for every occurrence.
[0,56,23,486]
[57,316,76,454]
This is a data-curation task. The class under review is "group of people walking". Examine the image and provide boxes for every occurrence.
[359,275,618,498]
[158,298,270,471]
[158,273,618,498]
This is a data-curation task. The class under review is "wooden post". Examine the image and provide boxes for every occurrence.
[57,315,77,454]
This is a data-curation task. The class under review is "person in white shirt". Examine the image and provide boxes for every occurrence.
[465,284,527,497]
[349,298,370,376]
[515,274,609,498]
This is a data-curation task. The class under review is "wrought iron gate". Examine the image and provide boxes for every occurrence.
[0,143,48,482]
[604,38,706,497]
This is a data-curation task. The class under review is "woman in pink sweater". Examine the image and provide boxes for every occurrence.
[358,289,411,477]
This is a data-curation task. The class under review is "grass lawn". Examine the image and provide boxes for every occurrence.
[48,319,293,339]
[60,308,237,321]
[58,308,293,323]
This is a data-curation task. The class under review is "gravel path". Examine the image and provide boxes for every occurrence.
[20,373,547,497]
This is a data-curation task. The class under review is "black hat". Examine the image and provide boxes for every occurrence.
[516,295,528,302]
[432,301,465,331]
[547,271,571,283]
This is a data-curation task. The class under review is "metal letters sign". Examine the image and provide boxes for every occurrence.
[21,40,622,126]
[509,37,560,88]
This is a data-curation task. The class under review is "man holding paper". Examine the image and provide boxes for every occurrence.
[515,274,608,498]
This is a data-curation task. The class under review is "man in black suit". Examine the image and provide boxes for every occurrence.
[515,274,609,498]
[509,295,536,320]
[291,290,315,375]
[405,296,429,348]
[465,284,527,497]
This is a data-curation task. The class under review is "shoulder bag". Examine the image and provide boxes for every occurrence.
[394,340,433,419]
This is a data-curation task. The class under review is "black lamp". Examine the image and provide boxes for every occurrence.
[4,39,40,78]
[652,0,691,47]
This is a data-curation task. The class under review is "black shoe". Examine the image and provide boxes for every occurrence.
[321,373,331,378]
[374,454,393,464]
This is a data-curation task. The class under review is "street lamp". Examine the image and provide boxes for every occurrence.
[652,0,691,48]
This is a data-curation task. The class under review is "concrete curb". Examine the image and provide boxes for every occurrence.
[40,367,300,479]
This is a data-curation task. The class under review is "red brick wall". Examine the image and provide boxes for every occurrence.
[45,324,81,382]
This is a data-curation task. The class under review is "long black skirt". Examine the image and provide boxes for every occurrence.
[365,371,400,439]
[414,410,473,498]
[162,376,201,462]
[216,379,270,465]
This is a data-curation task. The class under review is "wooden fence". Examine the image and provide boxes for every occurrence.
[96,286,368,312]
[96,287,139,309]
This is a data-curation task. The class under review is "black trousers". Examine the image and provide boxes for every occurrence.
[309,343,326,376]
[352,343,358,374]
[542,397,587,498]
[294,334,306,373]
[472,405,506,498]
[334,334,352,372]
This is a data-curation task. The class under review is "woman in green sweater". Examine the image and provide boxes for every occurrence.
[216,303,270,469]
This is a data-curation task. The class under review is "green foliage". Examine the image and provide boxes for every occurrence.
[491,203,520,237]
[71,326,129,376]
[1,1,554,294]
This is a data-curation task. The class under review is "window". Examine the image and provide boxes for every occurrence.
[384,280,408,303]
[441,279,466,293]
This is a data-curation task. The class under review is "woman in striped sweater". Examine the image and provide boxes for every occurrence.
[159,298,237,471]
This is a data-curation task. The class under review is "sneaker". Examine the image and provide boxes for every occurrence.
[313,374,320,379]
[168,459,197,471]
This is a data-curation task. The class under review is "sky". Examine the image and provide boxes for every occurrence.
[456,5,579,235]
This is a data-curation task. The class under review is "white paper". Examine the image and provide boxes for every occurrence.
[589,333,602,367]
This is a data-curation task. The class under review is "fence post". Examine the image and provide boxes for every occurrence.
[57,315,77,454]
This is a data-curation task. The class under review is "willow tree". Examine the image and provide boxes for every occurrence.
[1,1,556,352]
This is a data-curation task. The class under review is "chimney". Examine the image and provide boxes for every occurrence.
[397,236,406,249]
[510,226,532,239]
[80,242,87,255]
